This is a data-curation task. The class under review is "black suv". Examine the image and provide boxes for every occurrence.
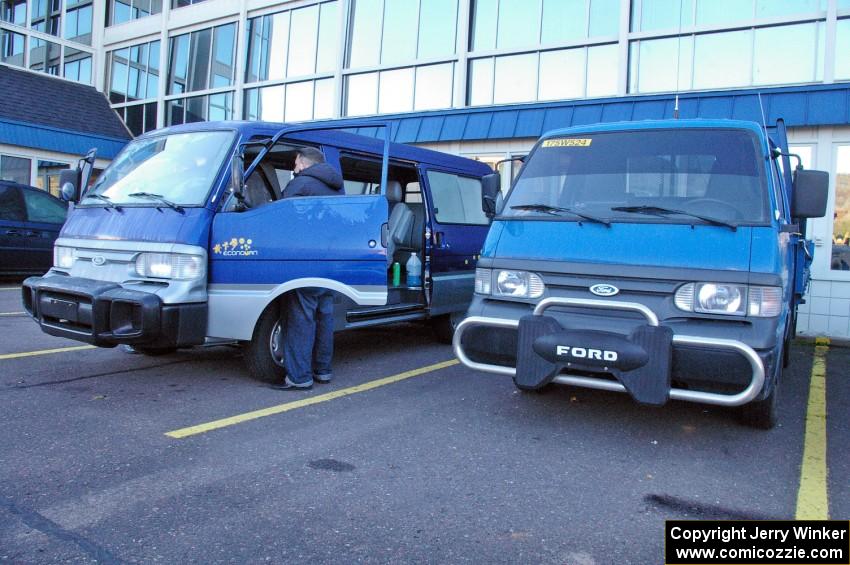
[0,181,68,276]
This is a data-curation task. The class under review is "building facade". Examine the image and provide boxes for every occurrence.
[1,0,849,337]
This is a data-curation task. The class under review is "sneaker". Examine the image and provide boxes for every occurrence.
[314,372,333,384]
[270,376,313,391]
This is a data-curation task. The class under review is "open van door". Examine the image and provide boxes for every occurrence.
[207,122,393,352]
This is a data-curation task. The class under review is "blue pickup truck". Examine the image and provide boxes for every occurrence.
[454,119,829,428]
[21,121,496,381]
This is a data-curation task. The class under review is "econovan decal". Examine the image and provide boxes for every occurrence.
[213,237,258,257]
[542,138,592,148]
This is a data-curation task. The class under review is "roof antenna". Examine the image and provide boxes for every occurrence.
[757,91,768,134]
[674,95,680,119]
[672,1,684,119]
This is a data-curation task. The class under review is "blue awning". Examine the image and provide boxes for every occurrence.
[338,83,850,144]
[0,118,128,160]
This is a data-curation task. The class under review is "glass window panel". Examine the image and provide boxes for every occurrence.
[144,102,157,132]
[244,88,259,120]
[314,78,335,119]
[378,67,414,113]
[245,86,287,122]
[35,39,60,75]
[125,104,144,136]
[64,47,91,84]
[630,36,693,93]
[349,0,382,68]
[168,34,189,94]
[497,0,541,50]
[539,48,585,100]
[586,43,618,97]
[589,0,618,36]
[346,72,379,116]
[427,171,488,225]
[187,27,212,91]
[111,0,131,25]
[836,19,850,80]
[23,186,67,222]
[36,160,69,197]
[754,23,818,85]
[839,0,850,8]
[833,145,850,270]
[288,5,319,77]
[147,40,160,95]
[695,0,753,26]
[0,28,25,67]
[266,12,291,81]
[316,1,339,73]
[245,16,264,82]
[471,0,498,51]
[109,48,129,102]
[208,92,231,121]
[65,4,92,44]
[0,155,31,185]
[542,0,586,44]
[415,63,453,110]
[493,53,537,104]
[382,0,418,65]
[212,23,236,87]
[285,81,314,121]
[1,0,27,26]
[185,95,206,123]
[635,0,694,31]
[468,57,494,105]
[418,0,456,59]
[167,99,184,126]
[756,0,822,18]
[693,30,751,89]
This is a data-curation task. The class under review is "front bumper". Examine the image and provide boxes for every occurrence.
[22,275,207,348]
[454,297,766,407]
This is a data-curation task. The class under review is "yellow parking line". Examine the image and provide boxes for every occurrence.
[795,337,830,520]
[0,287,21,291]
[0,345,96,361]
[166,359,460,439]
[0,312,25,316]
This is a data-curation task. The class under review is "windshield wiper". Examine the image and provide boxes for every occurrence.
[80,193,122,211]
[128,192,185,214]
[510,204,611,226]
[610,205,737,231]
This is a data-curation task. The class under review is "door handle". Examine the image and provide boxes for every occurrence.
[4,229,24,237]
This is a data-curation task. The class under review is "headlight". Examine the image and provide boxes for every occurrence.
[135,253,204,280]
[54,246,75,269]
[675,282,779,317]
[494,270,545,299]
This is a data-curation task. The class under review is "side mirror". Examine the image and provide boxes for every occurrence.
[58,168,81,202]
[481,172,501,218]
[231,152,245,194]
[792,169,829,219]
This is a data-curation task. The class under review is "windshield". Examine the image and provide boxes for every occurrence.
[504,129,769,225]
[85,130,236,206]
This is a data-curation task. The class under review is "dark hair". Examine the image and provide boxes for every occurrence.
[297,147,326,166]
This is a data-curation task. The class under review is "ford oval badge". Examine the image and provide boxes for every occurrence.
[590,284,619,297]
[92,256,106,266]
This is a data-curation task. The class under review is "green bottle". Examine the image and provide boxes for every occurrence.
[391,261,401,286]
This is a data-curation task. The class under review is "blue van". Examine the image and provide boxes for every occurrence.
[22,121,495,380]
[454,119,828,428]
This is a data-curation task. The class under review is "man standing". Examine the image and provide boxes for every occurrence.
[273,147,345,390]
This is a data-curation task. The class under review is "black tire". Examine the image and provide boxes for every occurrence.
[739,383,779,430]
[244,306,285,383]
[431,312,462,344]
[133,346,178,356]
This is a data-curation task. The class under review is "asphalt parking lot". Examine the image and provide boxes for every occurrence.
[0,283,847,564]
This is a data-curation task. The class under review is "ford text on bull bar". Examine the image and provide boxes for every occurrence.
[454,119,829,429]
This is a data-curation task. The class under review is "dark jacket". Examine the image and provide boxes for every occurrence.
[283,163,344,198]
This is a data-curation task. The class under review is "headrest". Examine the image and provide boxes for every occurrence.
[386,180,403,203]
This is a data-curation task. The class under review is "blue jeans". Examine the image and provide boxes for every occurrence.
[282,288,334,385]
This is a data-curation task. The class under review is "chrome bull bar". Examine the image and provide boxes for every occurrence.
[452,297,765,407]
